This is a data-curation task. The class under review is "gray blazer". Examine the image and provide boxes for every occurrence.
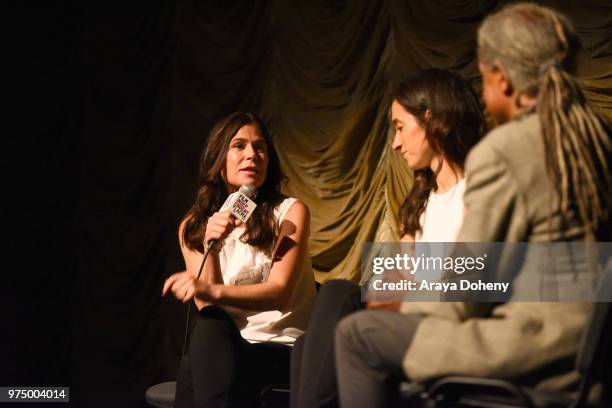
[401,113,592,392]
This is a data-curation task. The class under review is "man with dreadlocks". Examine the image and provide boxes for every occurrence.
[333,4,612,407]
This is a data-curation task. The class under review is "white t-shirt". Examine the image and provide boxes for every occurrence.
[413,179,465,282]
[218,197,316,344]
[416,178,466,243]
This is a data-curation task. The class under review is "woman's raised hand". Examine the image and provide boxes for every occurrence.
[204,211,242,248]
[162,270,215,303]
[162,270,197,302]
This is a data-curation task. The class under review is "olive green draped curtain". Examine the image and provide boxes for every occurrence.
[167,0,612,283]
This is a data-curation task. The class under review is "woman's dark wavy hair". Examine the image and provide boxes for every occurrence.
[395,69,484,237]
[182,112,287,255]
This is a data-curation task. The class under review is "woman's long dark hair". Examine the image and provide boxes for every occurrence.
[395,69,484,237]
[182,112,287,255]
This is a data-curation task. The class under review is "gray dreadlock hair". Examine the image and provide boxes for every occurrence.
[478,3,612,240]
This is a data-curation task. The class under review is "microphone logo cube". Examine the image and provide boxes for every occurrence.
[220,192,257,222]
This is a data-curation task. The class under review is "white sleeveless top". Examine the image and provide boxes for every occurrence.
[414,179,465,282]
[416,178,466,243]
[218,197,316,344]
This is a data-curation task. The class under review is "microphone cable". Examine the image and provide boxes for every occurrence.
[182,241,216,355]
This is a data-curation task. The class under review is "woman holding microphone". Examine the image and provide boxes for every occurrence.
[164,112,316,407]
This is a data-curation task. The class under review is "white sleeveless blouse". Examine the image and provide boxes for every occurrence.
[409,179,465,283]
[218,197,316,344]
[416,178,466,243]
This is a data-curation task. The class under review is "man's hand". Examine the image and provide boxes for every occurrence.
[366,301,401,312]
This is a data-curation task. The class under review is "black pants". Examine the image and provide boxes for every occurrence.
[175,306,291,408]
[290,280,363,408]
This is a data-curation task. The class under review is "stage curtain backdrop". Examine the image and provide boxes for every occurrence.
[167,0,612,284]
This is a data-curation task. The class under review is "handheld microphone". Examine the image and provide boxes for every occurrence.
[207,184,258,251]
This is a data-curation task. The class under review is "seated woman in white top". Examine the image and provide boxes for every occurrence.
[163,111,316,407]
[290,69,483,408]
